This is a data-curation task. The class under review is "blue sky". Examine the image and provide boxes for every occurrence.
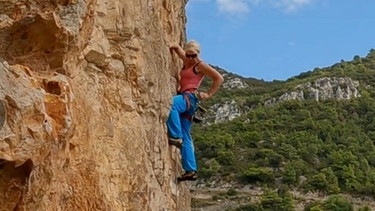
[186,0,375,81]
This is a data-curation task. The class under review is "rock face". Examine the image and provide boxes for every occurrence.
[208,100,242,124]
[203,76,361,125]
[265,77,361,105]
[0,0,189,210]
[222,76,249,90]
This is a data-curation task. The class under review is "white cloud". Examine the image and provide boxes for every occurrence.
[189,0,315,16]
[248,0,263,5]
[273,0,314,12]
[216,0,250,15]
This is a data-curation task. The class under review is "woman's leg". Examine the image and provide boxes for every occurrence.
[166,95,187,139]
[180,117,197,172]
[180,93,199,172]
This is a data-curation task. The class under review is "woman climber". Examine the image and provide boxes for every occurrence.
[167,40,224,181]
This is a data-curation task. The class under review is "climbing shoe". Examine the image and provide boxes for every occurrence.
[168,138,182,149]
[177,171,198,182]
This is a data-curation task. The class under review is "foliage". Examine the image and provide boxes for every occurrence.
[234,204,263,211]
[192,50,375,204]
[323,195,354,211]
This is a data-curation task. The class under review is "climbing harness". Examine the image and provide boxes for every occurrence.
[178,91,207,123]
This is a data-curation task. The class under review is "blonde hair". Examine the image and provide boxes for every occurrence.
[184,40,200,54]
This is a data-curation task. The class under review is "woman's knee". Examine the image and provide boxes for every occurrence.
[171,95,187,111]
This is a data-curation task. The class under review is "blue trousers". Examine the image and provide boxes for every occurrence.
[167,93,199,172]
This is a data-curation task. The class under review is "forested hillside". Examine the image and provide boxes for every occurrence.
[191,49,375,210]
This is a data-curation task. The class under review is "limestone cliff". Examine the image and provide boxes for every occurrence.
[0,0,189,210]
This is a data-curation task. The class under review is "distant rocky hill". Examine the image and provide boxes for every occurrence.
[205,76,362,124]
[192,49,375,210]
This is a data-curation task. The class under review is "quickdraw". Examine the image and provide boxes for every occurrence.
[180,92,206,123]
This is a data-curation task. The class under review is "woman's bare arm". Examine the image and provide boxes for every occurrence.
[196,63,224,99]
[169,43,186,60]
[169,43,185,91]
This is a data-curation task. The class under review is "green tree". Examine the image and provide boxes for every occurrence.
[282,163,297,185]
[243,167,274,184]
[321,167,340,193]
[200,158,220,177]
[323,195,353,211]
[280,192,295,211]
[235,203,264,211]
[358,206,371,211]
[260,190,283,210]
[304,201,324,211]
[217,150,235,165]
[306,173,328,192]
[240,131,262,147]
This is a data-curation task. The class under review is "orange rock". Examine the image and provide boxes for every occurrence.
[0,0,190,210]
